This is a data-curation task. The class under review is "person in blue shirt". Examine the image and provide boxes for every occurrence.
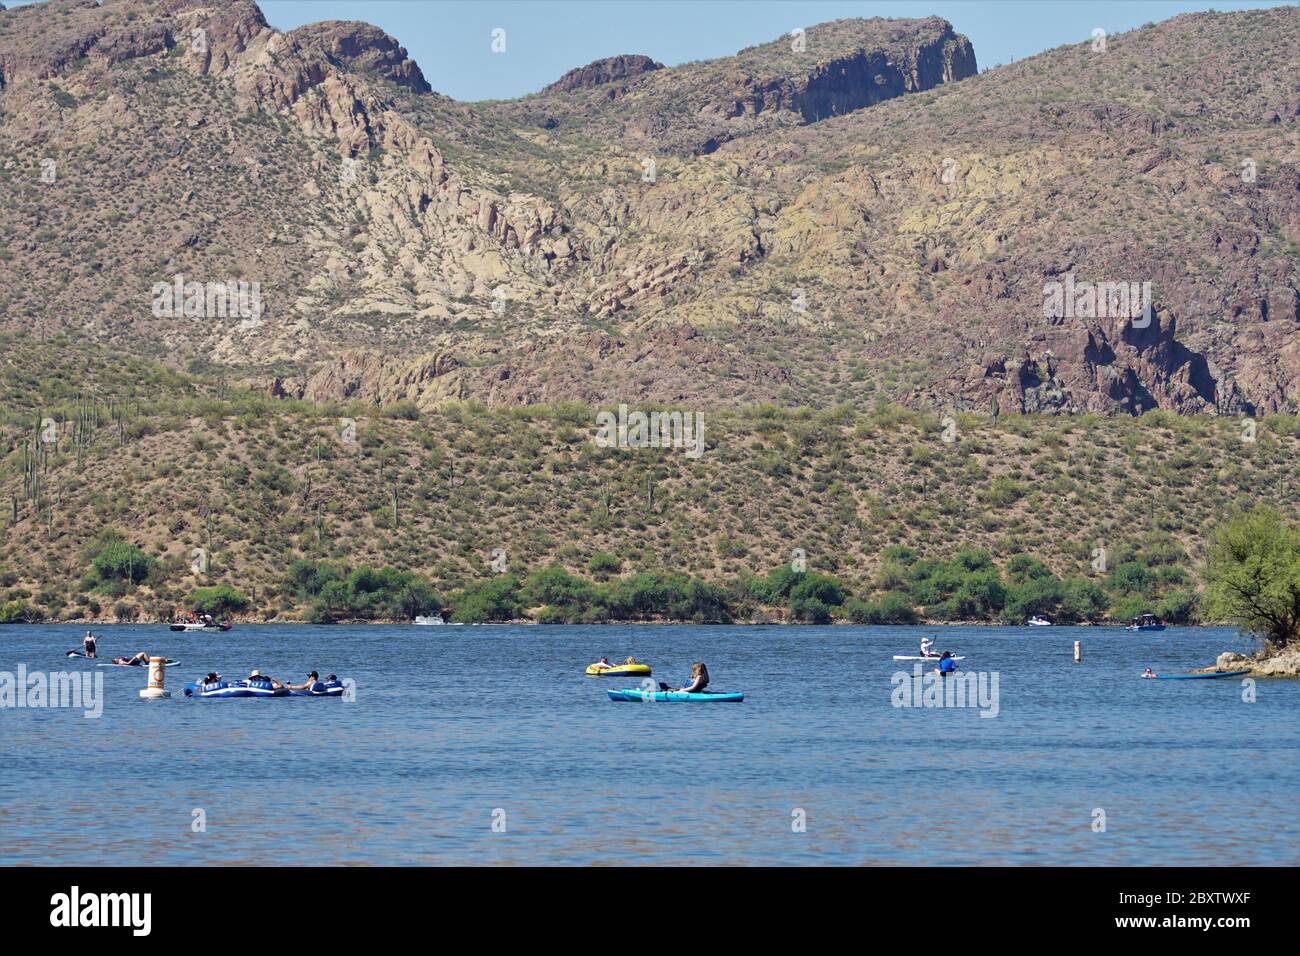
[936,652,958,676]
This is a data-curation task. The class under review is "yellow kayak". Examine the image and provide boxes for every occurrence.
[585,663,652,677]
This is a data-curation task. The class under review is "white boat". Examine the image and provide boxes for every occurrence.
[1027,615,1052,627]
[169,621,230,632]
[414,615,462,626]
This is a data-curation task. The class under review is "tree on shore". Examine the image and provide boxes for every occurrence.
[1202,507,1300,651]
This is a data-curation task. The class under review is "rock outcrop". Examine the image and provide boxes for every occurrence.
[538,53,660,95]
[542,54,662,94]
[521,16,978,155]
[303,349,463,407]
[289,20,430,93]
[719,18,977,124]
[1204,647,1300,677]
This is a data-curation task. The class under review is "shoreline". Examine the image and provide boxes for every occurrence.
[4,618,1250,628]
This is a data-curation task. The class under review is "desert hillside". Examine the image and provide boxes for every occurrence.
[2,335,1297,623]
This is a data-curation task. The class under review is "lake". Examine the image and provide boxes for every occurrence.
[1,623,1295,866]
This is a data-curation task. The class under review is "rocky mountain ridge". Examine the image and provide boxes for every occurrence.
[0,0,1296,416]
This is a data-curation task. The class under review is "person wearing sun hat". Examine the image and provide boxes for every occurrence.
[248,668,285,690]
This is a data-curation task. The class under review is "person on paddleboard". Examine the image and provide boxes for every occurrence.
[112,651,149,666]
[82,630,97,658]
[934,652,958,676]
[920,636,939,659]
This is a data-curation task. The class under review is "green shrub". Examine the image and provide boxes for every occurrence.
[585,551,622,577]
[452,574,523,623]
[89,538,155,584]
[0,600,37,623]
[188,585,250,617]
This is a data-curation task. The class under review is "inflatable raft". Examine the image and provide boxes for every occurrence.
[184,677,345,698]
[289,679,346,697]
[183,677,289,698]
[607,688,743,702]
[585,662,652,677]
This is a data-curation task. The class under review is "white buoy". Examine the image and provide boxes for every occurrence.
[139,656,171,699]
[1073,640,1082,664]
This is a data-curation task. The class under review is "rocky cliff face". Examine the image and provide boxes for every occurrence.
[542,54,662,95]
[721,18,977,124]
[513,15,979,155]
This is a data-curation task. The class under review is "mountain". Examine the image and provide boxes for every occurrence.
[0,0,1297,416]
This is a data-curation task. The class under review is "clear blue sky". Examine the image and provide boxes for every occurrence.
[6,1,1291,100]
[257,1,1290,100]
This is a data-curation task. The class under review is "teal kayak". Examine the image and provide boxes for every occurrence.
[608,688,744,702]
[1149,670,1252,680]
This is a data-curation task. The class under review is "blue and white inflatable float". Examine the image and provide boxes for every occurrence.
[183,676,346,699]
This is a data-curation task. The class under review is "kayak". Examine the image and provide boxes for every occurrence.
[607,689,743,703]
[97,659,180,667]
[585,663,652,677]
[893,655,966,661]
[1148,670,1252,680]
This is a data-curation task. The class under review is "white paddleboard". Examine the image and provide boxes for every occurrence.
[97,660,180,667]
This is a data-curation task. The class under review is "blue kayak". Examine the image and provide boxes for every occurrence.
[1148,670,1252,680]
[608,688,744,702]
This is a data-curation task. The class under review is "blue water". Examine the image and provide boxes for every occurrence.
[1,623,1295,866]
